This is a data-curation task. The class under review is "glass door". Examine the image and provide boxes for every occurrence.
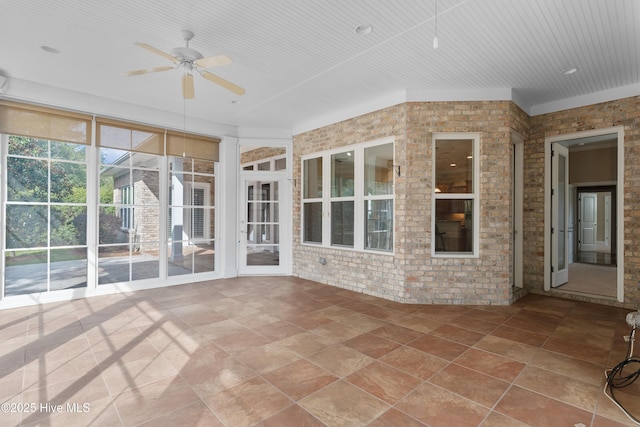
[551,143,569,287]
[239,174,286,274]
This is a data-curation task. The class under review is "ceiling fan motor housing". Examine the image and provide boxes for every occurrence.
[171,47,203,63]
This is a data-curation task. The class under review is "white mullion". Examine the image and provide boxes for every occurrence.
[354,146,364,251]
[322,154,331,246]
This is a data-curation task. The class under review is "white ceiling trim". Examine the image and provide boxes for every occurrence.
[530,82,640,116]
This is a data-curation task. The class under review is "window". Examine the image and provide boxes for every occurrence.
[120,185,134,229]
[433,133,479,256]
[302,139,394,252]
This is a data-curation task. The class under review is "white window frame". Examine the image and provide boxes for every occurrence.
[301,137,395,254]
[431,132,480,258]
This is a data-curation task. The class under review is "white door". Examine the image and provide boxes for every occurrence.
[604,193,611,249]
[238,174,287,274]
[579,192,597,252]
[551,144,569,287]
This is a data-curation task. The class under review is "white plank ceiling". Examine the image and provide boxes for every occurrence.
[1,0,638,132]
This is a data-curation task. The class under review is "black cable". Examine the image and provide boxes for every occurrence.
[604,327,640,425]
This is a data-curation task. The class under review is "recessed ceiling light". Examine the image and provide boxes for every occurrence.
[450,163,457,167]
[41,46,61,54]
[561,67,578,75]
[355,24,373,35]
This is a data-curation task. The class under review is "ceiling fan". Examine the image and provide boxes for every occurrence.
[123,30,245,99]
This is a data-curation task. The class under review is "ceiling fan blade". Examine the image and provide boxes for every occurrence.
[199,70,245,95]
[135,42,180,64]
[122,66,174,77]
[194,55,233,69]
[182,73,195,99]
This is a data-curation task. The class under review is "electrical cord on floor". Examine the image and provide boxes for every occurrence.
[604,324,640,425]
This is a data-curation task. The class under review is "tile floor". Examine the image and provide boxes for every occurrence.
[1,276,640,426]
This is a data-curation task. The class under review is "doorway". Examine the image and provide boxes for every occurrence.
[238,174,289,275]
[544,127,624,301]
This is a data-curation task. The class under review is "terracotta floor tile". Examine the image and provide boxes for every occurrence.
[180,356,256,400]
[343,333,401,358]
[495,385,592,426]
[263,359,338,400]
[256,404,325,427]
[369,408,427,426]
[306,344,374,377]
[515,365,600,412]
[503,314,559,335]
[408,334,469,360]
[251,319,305,341]
[368,323,424,344]
[453,348,525,382]
[310,321,367,342]
[396,382,489,427]
[430,324,486,346]
[212,329,271,354]
[428,363,510,407]
[299,380,390,426]
[99,355,180,394]
[345,361,421,404]
[473,335,538,363]
[480,411,530,427]
[379,345,448,380]
[449,315,500,334]
[275,331,336,357]
[113,376,200,426]
[465,308,512,324]
[490,324,549,347]
[235,343,300,374]
[208,377,291,427]
[138,400,224,427]
[2,277,637,426]
[543,336,610,365]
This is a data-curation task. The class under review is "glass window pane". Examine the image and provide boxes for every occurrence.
[247,245,279,266]
[98,245,131,284]
[435,139,473,194]
[7,136,48,157]
[331,201,354,247]
[275,158,286,170]
[303,157,322,198]
[331,151,354,197]
[5,250,48,295]
[50,248,87,290]
[7,157,49,202]
[435,199,473,252]
[50,140,86,161]
[100,147,129,166]
[365,200,393,251]
[99,207,126,244]
[168,243,192,276]
[194,241,215,273]
[6,205,48,249]
[364,143,393,196]
[132,243,160,281]
[258,161,270,170]
[51,206,87,246]
[303,202,322,243]
[50,162,86,203]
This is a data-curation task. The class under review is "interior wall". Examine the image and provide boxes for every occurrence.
[569,147,617,183]
[527,96,639,308]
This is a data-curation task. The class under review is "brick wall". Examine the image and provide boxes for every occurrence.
[293,101,518,305]
[526,96,640,308]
